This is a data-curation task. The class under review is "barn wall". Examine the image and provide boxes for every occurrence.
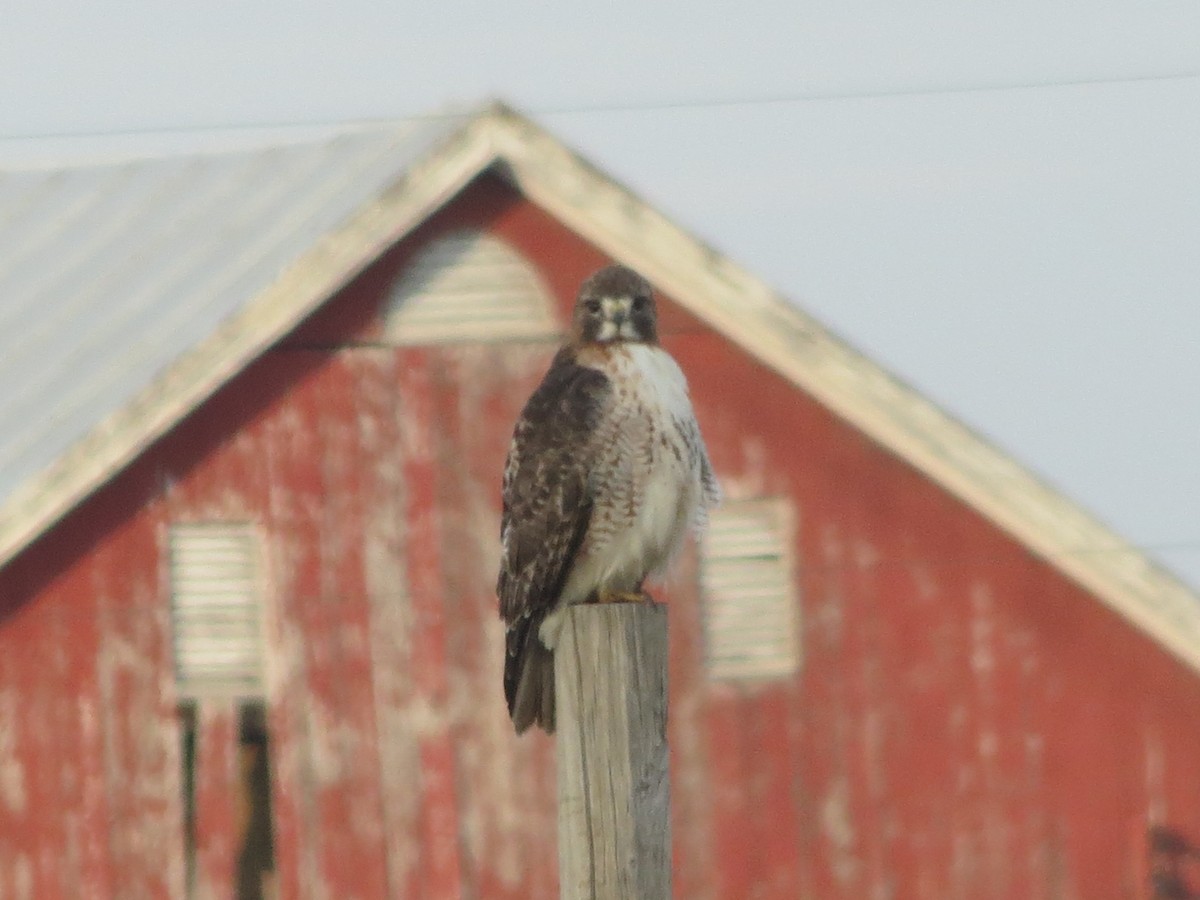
[0,172,1198,899]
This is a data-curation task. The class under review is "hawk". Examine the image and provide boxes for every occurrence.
[497,264,720,733]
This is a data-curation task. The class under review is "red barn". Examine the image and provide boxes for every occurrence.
[0,103,1198,899]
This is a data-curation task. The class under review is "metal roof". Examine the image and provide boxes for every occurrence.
[0,115,465,514]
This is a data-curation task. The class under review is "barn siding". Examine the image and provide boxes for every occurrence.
[393,349,467,899]
[93,495,187,900]
[0,174,1198,898]
[260,353,329,900]
[356,349,427,899]
[664,543,723,900]
[190,702,239,898]
[302,355,391,900]
[424,344,557,900]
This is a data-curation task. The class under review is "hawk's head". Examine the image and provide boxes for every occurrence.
[572,265,658,345]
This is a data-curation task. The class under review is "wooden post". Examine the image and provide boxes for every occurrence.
[556,602,670,900]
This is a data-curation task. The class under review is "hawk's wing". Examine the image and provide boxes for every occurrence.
[497,349,611,728]
[681,412,722,523]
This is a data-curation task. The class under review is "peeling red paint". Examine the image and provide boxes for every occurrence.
[191,703,238,898]
[396,349,467,900]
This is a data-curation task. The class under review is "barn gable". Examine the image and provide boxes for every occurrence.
[2,101,1200,898]
[1,101,1195,679]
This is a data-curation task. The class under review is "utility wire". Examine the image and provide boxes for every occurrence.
[736,538,1200,581]
[1,70,1198,142]
[537,69,1200,113]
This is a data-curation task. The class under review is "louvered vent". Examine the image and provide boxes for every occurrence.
[701,499,799,680]
[384,230,560,343]
[168,524,265,698]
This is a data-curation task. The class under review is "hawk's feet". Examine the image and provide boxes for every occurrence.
[594,589,650,604]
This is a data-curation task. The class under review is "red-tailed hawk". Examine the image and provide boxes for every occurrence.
[497,264,720,733]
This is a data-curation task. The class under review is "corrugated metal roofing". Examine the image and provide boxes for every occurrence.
[0,115,466,513]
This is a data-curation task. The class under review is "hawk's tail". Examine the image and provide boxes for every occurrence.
[505,615,556,734]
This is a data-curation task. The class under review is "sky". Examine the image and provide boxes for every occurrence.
[2,3,1199,588]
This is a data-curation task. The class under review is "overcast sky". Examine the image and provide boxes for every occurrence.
[3,3,1198,588]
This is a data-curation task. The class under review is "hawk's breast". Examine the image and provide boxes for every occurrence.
[552,342,709,617]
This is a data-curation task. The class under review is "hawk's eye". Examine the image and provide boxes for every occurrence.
[632,295,649,311]
[584,298,602,314]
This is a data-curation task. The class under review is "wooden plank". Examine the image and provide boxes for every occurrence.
[56,561,119,900]
[660,546,719,900]
[0,604,37,900]
[259,352,330,900]
[395,348,466,900]
[305,354,391,898]
[357,349,426,899]
[93,510,188,900]
[556,602,670,900]
[261,350,394,898]
[426,344,560,900]
[190,702,240,900]
[748,688,807,898]
[703,689,758,898]
[0,593,67,899]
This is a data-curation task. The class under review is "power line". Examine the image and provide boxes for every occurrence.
[2,70,1198,142]
[758,538,1200,581]
[537,69,1200,114]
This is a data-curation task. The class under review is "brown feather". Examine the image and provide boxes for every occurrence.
[497,346,610,731]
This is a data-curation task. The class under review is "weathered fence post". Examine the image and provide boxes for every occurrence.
[555,601,670,900]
